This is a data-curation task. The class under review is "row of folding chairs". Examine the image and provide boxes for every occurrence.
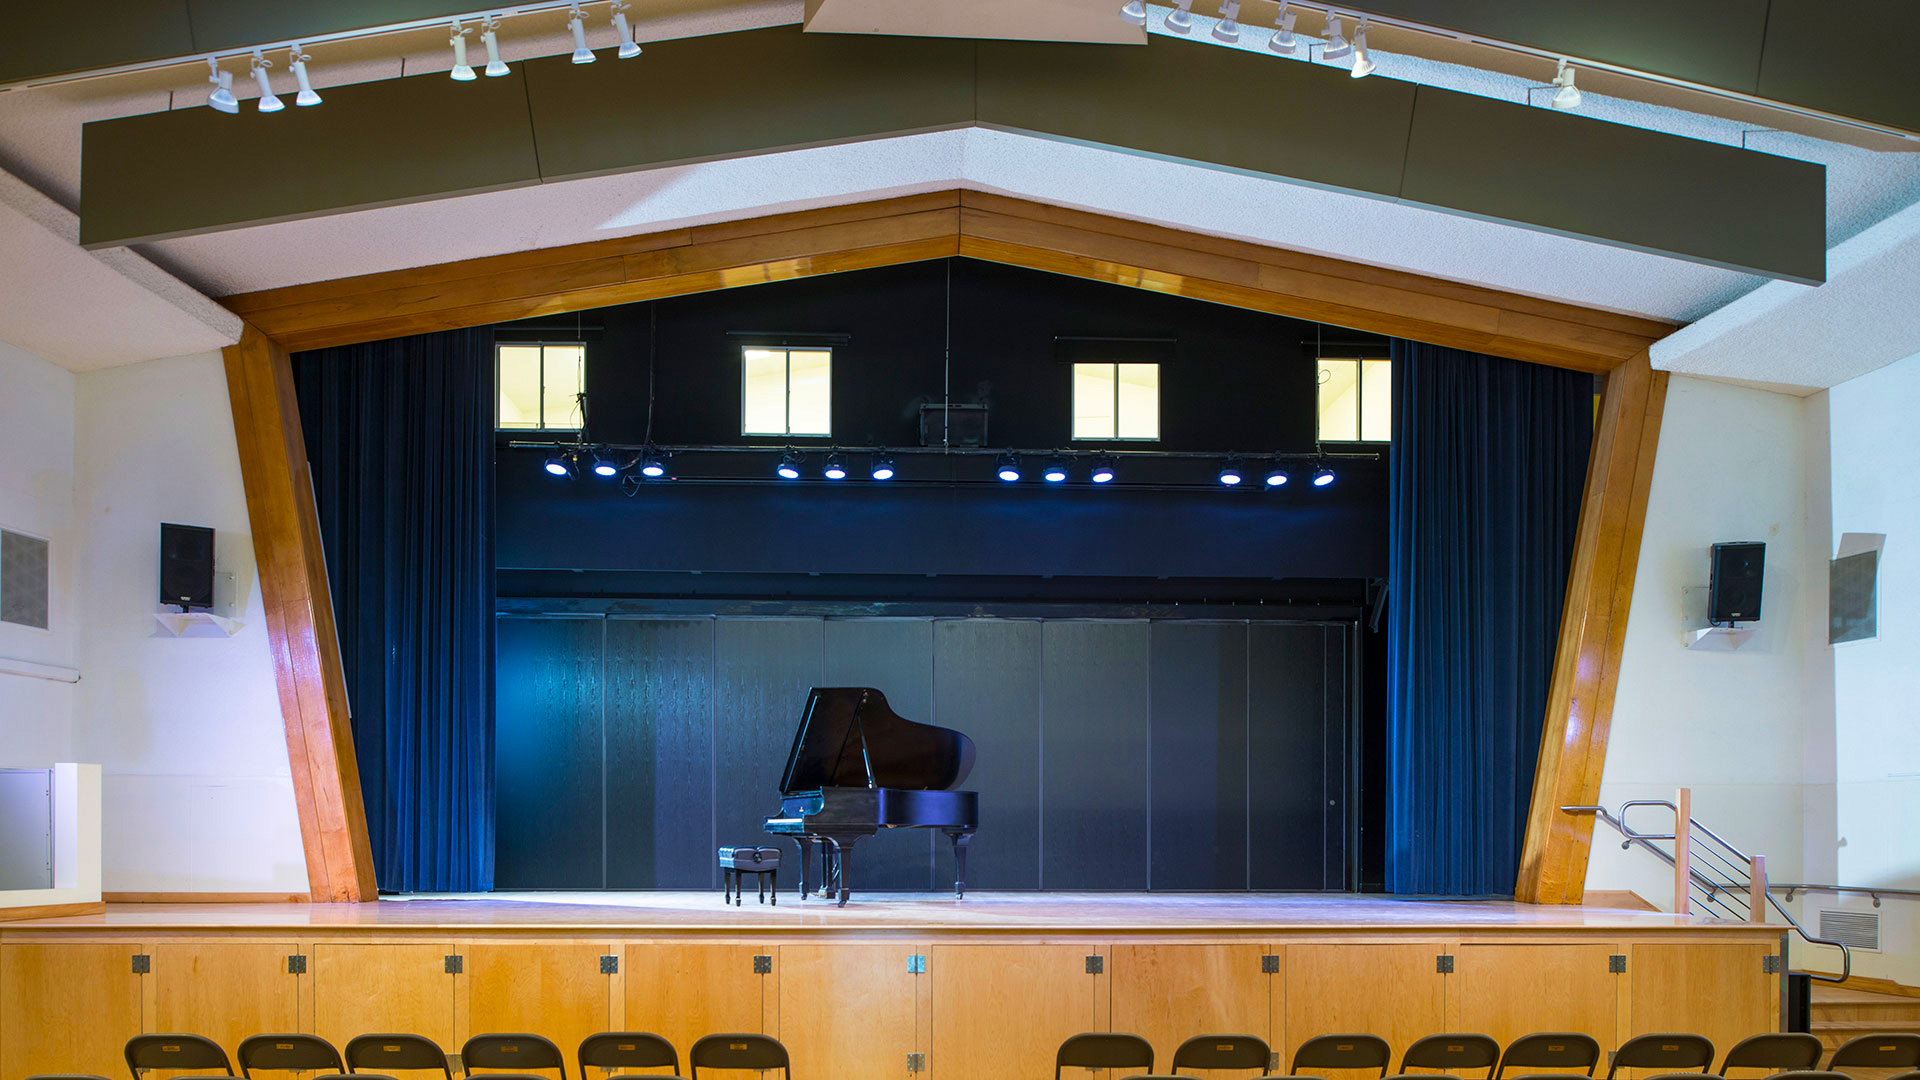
[1056,1030,1920,1079]
[29,1031,790,1080]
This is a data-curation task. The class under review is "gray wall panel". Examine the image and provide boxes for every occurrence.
[0,769,53,892]
[1148,622,1249,891]
[1758,0,1920,134]
[1400,85,1827,283]
[823,618,937,890]
[714,618,825,869]
[186,0,481,55]
[933,618,1043,890]
[0,0,193,85]
[495,616,606,889]
[1041,620,1151,890]
[604,617,716,889]
[1248,623,1338,889]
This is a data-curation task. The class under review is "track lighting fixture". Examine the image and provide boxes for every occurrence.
[449,21,476,80]
[823,451,848,480]
[1118,0,1147,26]
[1218,458,1245,486]
[1090,456,1116,484]
[206,58,238,113]
[639,447,667,478]
[1265,463,1290,487]
[1320,13,1351,61]
[1313,466,1336,487]
[1042,456,1069,483]
[1211,1,1241,43]
[567,3,595,63]
[1165,0,1196,34]
[544,449,575,477]
[1267,2,1297,54]
[1348,21,1374,77]
[996,453,1022,482]
[612,0,642,58]
[249,50,283,113]
[288,45,321,106]
[1551,58,1582,110]
[777,449,802,480]
[481,16,510,76]
[591,450,619,477]
[870,452,896,481]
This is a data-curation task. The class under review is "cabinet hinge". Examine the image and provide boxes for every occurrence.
[1608,954,1627,974]
[444,954,464,974]
[1269,1053,1282,1072]
[1085,954,1104,975]
[1762,955,1783,974]
[907,1052,926,1073]
[753,954,773,974]
[131,953,151,974]
[600,955,619,975]
[287,954,307,975]
[1261,954,1280,974]
[1436,954,1455,974]
[907,954,927,974]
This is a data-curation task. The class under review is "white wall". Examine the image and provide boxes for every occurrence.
[71,351,308,894]
[0,340,77,767]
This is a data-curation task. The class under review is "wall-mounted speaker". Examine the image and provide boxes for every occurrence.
[159,523,215,610]
[1709,541,1765,624]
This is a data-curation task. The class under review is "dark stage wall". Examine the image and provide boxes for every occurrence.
[495,614,1354,892]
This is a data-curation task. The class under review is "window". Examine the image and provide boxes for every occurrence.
[497,343,585,431]
[1072,362,1159,440]
[742,347,832,437]
[1317,357,1390,442]
[0,528,50,630]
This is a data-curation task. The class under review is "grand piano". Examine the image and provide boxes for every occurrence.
[764,687,979,906]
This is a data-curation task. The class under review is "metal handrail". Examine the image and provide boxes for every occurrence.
[1562,802,1852,983]
[1772,883,1920,907]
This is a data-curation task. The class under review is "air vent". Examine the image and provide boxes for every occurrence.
[0,529,50,630]
[1820,909,1880,951]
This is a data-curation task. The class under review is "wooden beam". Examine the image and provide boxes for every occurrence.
[0,902,104,922]
[1515,351,1670,903]
[222,324,378,903]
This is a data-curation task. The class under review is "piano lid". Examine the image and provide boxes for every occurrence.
[778,687,977,793]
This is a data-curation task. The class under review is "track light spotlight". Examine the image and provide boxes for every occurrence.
[1313,466,1336,487]
[639,447,667,478]
[997,453,1022,482]
[1165,0,1196,34]
[823,451,848,480]
[567,3,595,63]
[206,58,238,113]
[1211,1,1242,42]
[1090,455,1116,484]
[449,21,476,80]
[288,45,321,106]
[1042,456,1069,483]
[1265,463,1291,487]
[1348,22,1374,77]
[1267,2,1297,53]
[1320,14,1351,61]
[544,449,575,477]
[481,16,509,76]
[612,0,643,58]
[249,50,283,113]
[1118,0,1147,25]
[591,450,619,477]
[870,452,896,481]
[777,449,802,480]
[1219,458,1245,486]
[1550,58,1582,110]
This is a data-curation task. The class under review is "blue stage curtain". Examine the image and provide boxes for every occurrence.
[1385,340,1593,895]
[293,328,495,892]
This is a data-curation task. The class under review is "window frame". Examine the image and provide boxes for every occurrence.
[495,340,587,433]
[1315,355,1391,444]
[739,344,834,438]
[1070,360,1161,443]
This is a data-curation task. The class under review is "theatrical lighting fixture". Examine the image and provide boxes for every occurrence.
[1348,21,1374,77]
[288,44,321,106]
[567,3,595,63]
[1320,13,1351,61]
[206,58,238,113]
[639,447,667,478]
[1118,0,1147,26]
[612,0,643,59]
[996,453,1022,482]
[777,449,803,480]
[449,21,476,80]
[1042,456,1069,483]
[1218,458,1245,486]
[1265,463,1291,487]
[1267,2,1298,54]
[1550,58,1582,110]
[870,452,896,481]
[591,450,619,477]
[544,450,575,477]
[1313,466,1336,487]
[1164,0,1196,34]
[1211,1,1242,43]
[249,50,283,113]
[823,452,849,480]
[1090,455,1116,484]
[481,16,510,76]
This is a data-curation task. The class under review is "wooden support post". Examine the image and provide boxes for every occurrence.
[1750,854,1768,923]
[1673,787,1692,916]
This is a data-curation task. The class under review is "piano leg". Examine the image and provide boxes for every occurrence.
[944,829,973,900]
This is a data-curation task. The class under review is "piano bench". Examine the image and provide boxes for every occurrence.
[718,846,781,906]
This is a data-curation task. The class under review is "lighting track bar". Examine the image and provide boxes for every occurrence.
[507,442,1382,461]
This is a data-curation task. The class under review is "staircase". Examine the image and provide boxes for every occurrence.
[1812,986,1920,1078]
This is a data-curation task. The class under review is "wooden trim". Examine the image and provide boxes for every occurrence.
[1581,891,1659,912]
[1515,352,1670,903]
[0,901,105,922]
[222,324,378,903]
[221,190,1673,373]
[1830,974,1920,1000]
[102,892,310,904]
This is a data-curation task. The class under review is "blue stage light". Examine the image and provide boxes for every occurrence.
[544,450,574,477]
[1218,458,1245,486]
[639,448,667,478]
[1090,455,1115,484]
[591,451,619,477]
[870,452,895,480]
[823,452,848,480]
[777,449,802,480]
[1043,456,1069,483]
[996,452,1022,482]
[1265,464,1290,487]
[1313,466,1336,487]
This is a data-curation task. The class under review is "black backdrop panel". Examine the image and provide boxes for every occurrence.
[495,616,605,889]
[933,619,1043,890]
[823,619,936,890]
[1041,621,1151,890]
[1248,623,1349,890]
[1149,622,1251,891]
[714,618,825,869]
[605,618,716,889]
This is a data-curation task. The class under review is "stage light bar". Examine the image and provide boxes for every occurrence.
[1313,466,1336,487]
[870,452,896,481]
[249,50,283,112]
[481,16,509,76]
[1219,458,1245,486]
[1090,455,1116,484]
[997,453,1022,482]
[823,452,848,480]
[206,58,238,113]
[777,449,802,480]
